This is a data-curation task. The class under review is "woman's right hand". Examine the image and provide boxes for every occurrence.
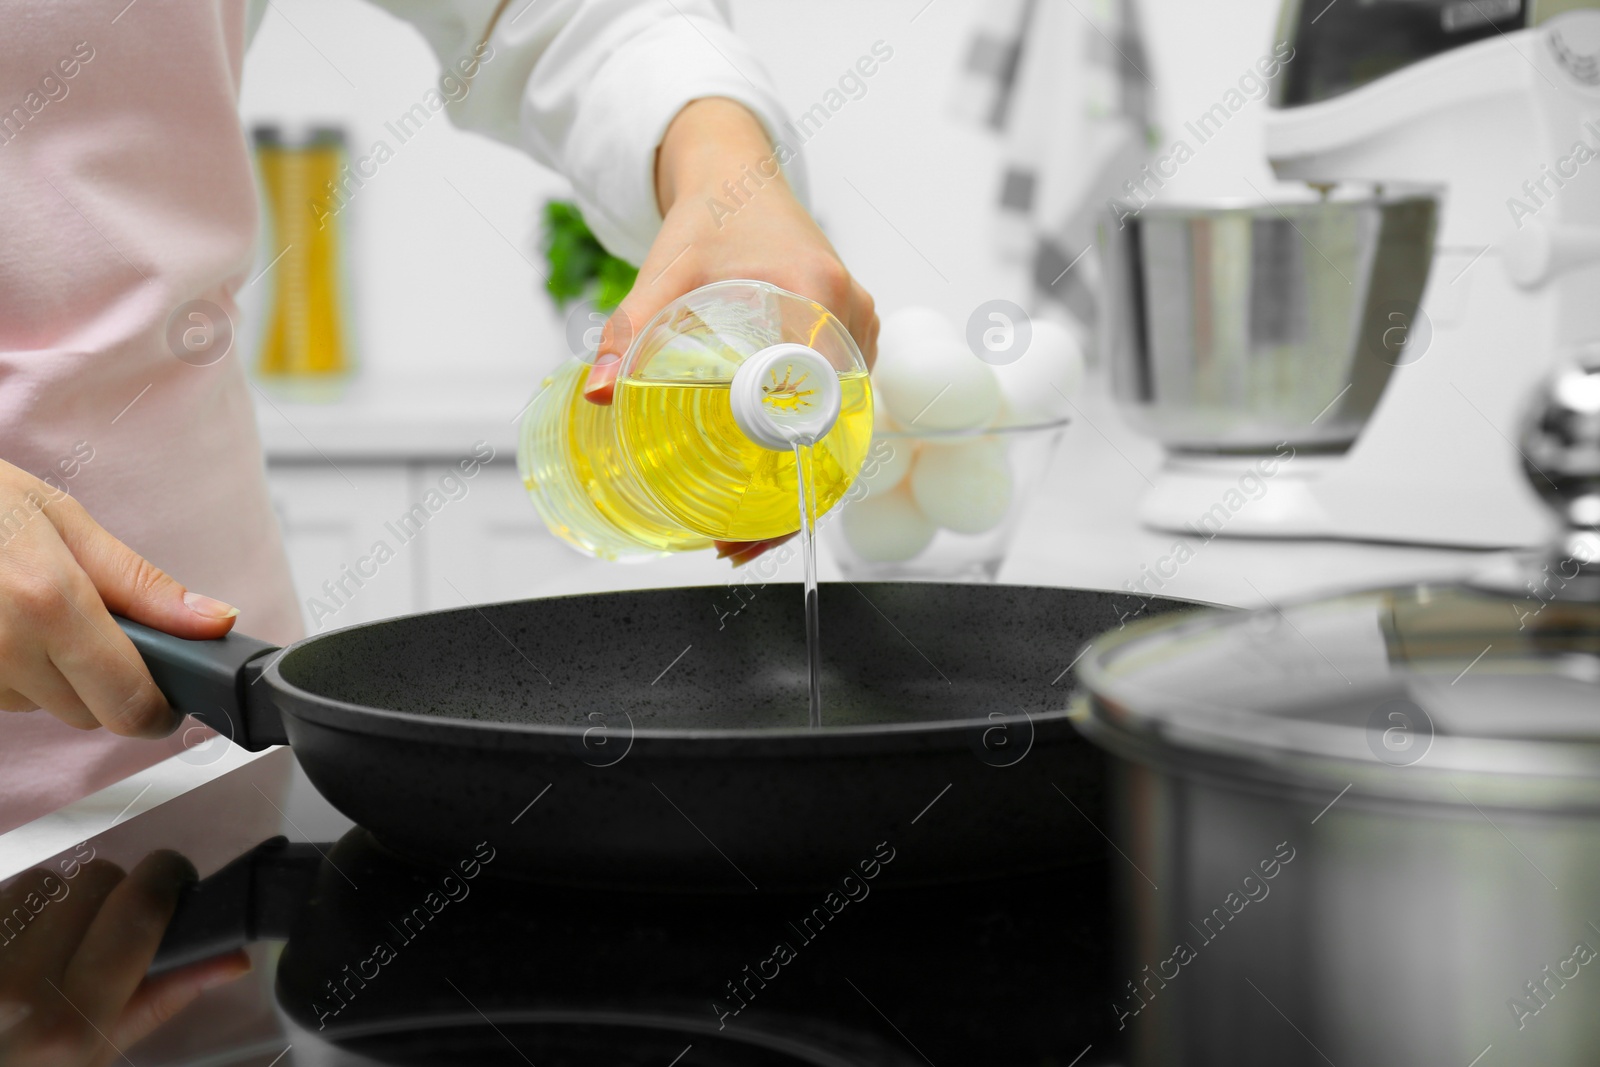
[0,458,241,738]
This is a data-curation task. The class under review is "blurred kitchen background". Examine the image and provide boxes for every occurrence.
[238,0,1492,634]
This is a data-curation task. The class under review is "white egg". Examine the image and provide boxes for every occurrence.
[991,318,1084,426]
[840,486,936,563]
[872,397,901,433]
[856,433,914,494]
[873,307,1003,431]
[875,334,1002,431]
[878,307,954,354]
[909,438,1013,535]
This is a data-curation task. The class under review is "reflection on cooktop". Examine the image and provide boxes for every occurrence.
[162,828,1117,1064]
[0,752,1122,1066]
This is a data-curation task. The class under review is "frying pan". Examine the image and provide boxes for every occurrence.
[118,582,1199,891]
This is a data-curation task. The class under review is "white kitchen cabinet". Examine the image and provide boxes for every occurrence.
[266,456,786,635]
[410,461,590,610]
[409,461,748,608]
[266,463,419,633]
[267,456,612,632]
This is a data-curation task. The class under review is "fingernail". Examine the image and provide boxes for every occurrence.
[0,1001,31,1033]
[183,591,239,620]
[201,955,253,990]
[153,849,200,882]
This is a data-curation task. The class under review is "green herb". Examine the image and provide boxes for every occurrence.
[540,200,637,312]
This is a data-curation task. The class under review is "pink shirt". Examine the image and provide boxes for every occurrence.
[0,0,301,833]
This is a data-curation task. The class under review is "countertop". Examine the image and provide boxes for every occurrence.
[998,380,1499,610]
[252,374,529,461]
[252,370,1496,605]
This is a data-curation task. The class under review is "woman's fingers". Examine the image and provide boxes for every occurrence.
[43,493,238,641]
[849,278,879,367]
[581,252,871,407]
[0,861,123,1004]
[0,462,239,735]
[583,233,685,406]
[0,652,97,727]
[0,854,247,1066]
[111,950,251,1054]
[0,536,169,737]
[715,532,797,567]
[59,851,195,1030]
[0,860,126,1067]
[41,580,174,739]
[581,309,635,405]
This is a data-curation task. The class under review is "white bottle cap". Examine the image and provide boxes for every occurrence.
[728,343,843,451]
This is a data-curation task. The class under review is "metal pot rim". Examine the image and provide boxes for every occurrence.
[1118,188,1440,217]
[1070,588,1600,810]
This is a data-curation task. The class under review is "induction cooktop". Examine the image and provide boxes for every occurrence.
[0,750,1124,1066]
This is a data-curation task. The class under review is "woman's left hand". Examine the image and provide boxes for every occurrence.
[582,97,878,405]
[0,851,252,1067]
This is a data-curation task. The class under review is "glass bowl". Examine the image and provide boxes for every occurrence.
[824,417,1068,582]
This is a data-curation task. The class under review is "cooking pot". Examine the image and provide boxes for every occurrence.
[1070,350,1600,1065]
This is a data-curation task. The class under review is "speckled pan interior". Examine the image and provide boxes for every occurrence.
[276,582,1199,731]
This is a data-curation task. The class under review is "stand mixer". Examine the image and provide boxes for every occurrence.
[1103,0,1600,548]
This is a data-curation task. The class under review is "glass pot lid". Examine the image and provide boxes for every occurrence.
[1074,347,1600,810]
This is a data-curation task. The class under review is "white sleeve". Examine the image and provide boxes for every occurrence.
[365,0,805,266]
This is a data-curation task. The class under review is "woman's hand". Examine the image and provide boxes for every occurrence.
[582,96,878,405]
[0,851,252,1067]
[0,459,240,736]
[583,98,878,565]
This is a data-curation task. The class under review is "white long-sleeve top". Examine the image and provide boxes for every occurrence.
[269,0,803,263]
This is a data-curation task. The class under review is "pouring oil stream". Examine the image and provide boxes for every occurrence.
[794,439,822,729]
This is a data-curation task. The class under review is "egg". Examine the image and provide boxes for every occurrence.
[840,486,937,562]
[990,318,1084,426]
[846,401,914,493]
[873,307,1002,431]
[875,333,1002,431]
[877,306,953,354]
[909,438,1013,535]
[857,434,914,494]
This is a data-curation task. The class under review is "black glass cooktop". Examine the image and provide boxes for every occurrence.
[0,750,1123,1066]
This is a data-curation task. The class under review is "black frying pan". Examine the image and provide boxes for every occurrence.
[118,582,1201,891]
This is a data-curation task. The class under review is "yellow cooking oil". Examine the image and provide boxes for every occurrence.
[518,280,874,561]
[612,371,873,543]
[519,360,711,560]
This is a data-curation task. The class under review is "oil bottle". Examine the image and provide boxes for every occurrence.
[253,125,353,398]
[518,280,873,560]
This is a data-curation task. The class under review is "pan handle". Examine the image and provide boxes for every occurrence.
[150,837,324,976]
[114,616,287,751]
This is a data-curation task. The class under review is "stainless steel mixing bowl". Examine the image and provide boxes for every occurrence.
[1098,192,1437,453]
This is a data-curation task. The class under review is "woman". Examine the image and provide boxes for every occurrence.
[0,0,877,831]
